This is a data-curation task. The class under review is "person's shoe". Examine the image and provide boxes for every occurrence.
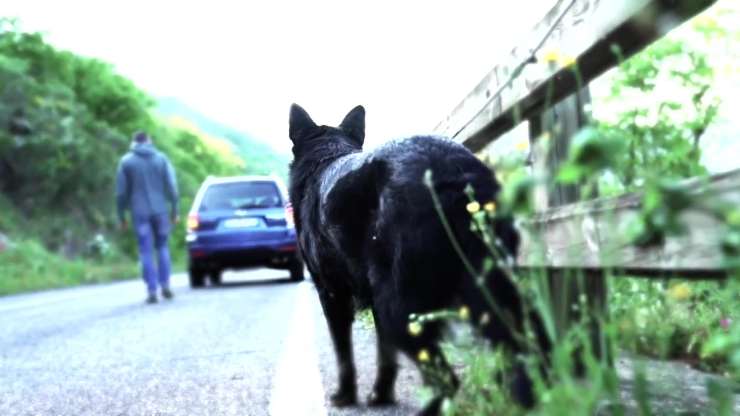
[146,293,158,304]
[162,288,174,300]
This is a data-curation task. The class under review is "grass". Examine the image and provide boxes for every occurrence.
[0,238,139,296]
[0,193,190,296]
[610,278,737,374]
[436,275,739,415]
[436,321,620,416]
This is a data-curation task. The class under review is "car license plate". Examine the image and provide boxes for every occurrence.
[223,218,260,228]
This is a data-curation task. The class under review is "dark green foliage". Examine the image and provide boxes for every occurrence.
[557,126,625,185]
[500,175,537,215]
[0,23,153,232]
[0,21,279,288]
[629,179,698,247]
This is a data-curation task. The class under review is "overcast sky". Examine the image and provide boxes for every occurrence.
[5,0,554,152]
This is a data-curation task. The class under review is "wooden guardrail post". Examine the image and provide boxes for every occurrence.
[529,86,609,363]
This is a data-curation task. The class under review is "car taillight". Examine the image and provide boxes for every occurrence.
[285,202,295,228]
[187,214,199,231]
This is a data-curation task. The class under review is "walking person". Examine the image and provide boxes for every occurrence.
[116,131,179,303]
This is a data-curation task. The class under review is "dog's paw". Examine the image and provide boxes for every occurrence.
[415,397,443,416]
[330,390,357,407]
[367,390,396,407]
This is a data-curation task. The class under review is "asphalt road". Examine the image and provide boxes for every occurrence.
[0,269,423,416]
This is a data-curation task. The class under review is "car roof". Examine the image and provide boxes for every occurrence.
[203,175,281,185]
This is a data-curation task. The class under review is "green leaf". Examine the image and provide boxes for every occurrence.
[501,175,536,215]
[568,127,625,174]
[556,163,584,184]
[701,333,733,356]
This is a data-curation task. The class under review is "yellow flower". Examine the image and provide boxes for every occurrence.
[459,305,470,320]
[484,202,496,213]
[667,283,691,301]
[408,321,423,336]
[542,49,560,63]
[515,140,530,151]
[466,201,481,213]
[560,55,577,68]
[417,349,430,362]
[543,49,576,68]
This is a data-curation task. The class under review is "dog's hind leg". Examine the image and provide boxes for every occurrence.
[408,343,459,416]
[367,306,398,406]
[384,314,457,415]
[317,287,358,407]
[459,268,550,408]
[371,290,458,414]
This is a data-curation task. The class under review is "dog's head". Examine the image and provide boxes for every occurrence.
[288,104,365,160]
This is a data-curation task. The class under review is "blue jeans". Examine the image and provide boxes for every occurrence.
[133,213,172,295]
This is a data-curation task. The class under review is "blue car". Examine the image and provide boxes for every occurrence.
[185,175,303,287]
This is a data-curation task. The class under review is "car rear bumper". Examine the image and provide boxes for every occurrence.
[187,236,299,270]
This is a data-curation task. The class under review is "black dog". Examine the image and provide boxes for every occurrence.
[288,104,549,414]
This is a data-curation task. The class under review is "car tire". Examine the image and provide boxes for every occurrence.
[189,269,206,288]
[209,269,223,286]
[289,261,305,282]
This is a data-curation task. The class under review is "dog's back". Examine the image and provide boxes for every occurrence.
[322,136,522,332]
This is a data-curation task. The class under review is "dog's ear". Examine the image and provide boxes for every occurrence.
[289,103,318,144]
[339,105,365,146]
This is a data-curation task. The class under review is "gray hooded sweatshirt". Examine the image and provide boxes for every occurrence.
[116,143,179,222]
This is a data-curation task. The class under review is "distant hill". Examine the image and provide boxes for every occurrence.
[156,97,290,179]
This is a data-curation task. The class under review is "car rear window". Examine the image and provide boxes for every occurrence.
[199,181,282,211]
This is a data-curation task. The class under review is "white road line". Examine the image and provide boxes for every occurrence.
[269,281,327,416]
